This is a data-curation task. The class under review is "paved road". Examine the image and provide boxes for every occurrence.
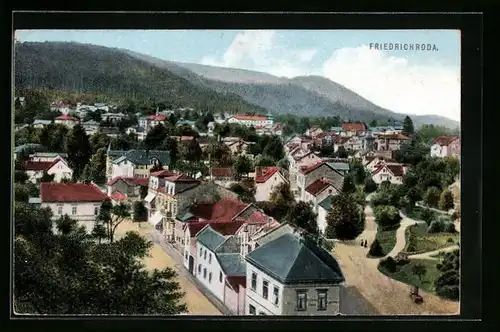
[146,230,234,316]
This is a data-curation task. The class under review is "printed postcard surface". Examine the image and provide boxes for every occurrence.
[13,29,460,316]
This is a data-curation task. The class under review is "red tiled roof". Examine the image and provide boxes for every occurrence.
[55,114,78,121]
[432,136,459,146]
[210,198,249,221]
[226,276,246,291]
[334,136,350,144]
[24,160,58,171]
[187,220,245,237]
[110,191,127,201]
[233,114,267,121]
[254,125,266,129]
[165,174,199,183]
[147,114,167,121]
[376,133,410,140]
[244,210,271,224]
[212,168,233,178]
[150,170,177,177]
[189,203,216,220]
[41,182,108,202]
[108,176,149,186]
[305,178,334,196]
[342,123,367,132]
[255,166,280,183]
[300,161,327,175]
[372,163,404,177]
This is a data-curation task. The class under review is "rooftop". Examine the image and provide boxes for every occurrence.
[255,166,281,183]
[41,182,108,202]
[217,253,246,277]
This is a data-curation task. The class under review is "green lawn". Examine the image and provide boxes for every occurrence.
[403,223,459,254]
[367,224,398,258]
[378,258,442,294]
[404,206,451,223]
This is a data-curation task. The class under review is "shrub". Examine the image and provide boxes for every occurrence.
[371,192,391,207]
[444,222,456,233]
[436,285,459,301]
[368,239,384,257]
[380,256,397,273]
[373,205,402,228]
[321,239,335,252]
[420,208,435,225]
[439,190,455,211]
[423,187,441,208]
[364,177,377,193]
[451,211,458,221]
[428,220,445,233]
[447,237,454,243]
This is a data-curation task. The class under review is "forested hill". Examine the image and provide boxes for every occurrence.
[14,42,267,114]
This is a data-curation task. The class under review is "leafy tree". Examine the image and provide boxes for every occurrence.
[363,177,377,193]
[150,161,164,173]
[180,139,202,163]
[97,199,131,243]
[254,156,276,167]
[325,194,364,240]
[132,201,148,227]
[435,249,459,300]
[91,222,107,244]
[420,208,435,225]
[269,182,294,221]
[15,183,40,203]
[89,132,110,154]
[439,190,455,211]
[262,136,285,161]
[353,164,367,185]
[341,175,356,194]
[110,133,138,151]
[380,256,397,273]
[140,186,149,200]
[15,170,29,184]
[228,181,256,203]
[161,137,179,167]
[405,186,422,209]
[444,222,456,233]
[145,124,169,150]
[336,146,348,158]
[428,220,445,233]
[287,201,319,236]
[411,263,427,281]
[55,215,80,235]
[373,205,401,228]
[233,155,253,179]
[37,170,54,183]
[368,239,384,257]
[277,158,289,171]
[66,124,91,179]
[402,116,415,137]
[81,148,107,185]
[423,187,441,208]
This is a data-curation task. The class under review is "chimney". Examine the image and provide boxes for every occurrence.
[107,185,112,196]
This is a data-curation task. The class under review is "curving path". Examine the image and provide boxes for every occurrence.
[407,245,460,261]
[385,212,427,258]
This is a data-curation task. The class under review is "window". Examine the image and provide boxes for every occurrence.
[94,206,99,215]
[296,290,307,311]
[249,305,256,315]
[209,272,212,283]
[262,280,269,300]
[204,250,207,260]
[57,205,63,215]
[259,312,267,316]
[208,253,212,264]
[71,205,77,215]
[251,272,257,291]
[203,268,207,279]
[273,286,279,306]
[198,264,201,274]
[317,290,328,311]
[185,251,188,260]
[199,247,202,256]
[219,271,223,283]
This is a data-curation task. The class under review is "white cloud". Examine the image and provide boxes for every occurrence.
[322,46,461,122]
[201,30,316,78]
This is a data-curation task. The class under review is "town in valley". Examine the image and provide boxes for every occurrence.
[13,30,461,317]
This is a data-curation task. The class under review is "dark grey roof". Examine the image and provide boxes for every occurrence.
[246,233,345,285]
[14,143,44,153]
[318,195,335,211]
[217,253,246,276]
[197,226,226,251]
[109,149,170,166]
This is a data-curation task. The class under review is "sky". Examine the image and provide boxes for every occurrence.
[15,30,461,122]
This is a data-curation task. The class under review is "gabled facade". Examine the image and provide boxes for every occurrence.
[341,123,367,137]
[430,136,460,158]
[24,157,73,183]
[371,163,406,184]
[54,114,79,128]
[138,113,167,130]
[254,167,288,202]
[296,162,344,201]
[227,114,273,128]
[106,148,170,182]
[374,133,410,151]
[303,178,340,212]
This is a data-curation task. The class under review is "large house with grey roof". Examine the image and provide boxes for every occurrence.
[105,147,170,182]
[296,162,345,202]
[245,231,345,316]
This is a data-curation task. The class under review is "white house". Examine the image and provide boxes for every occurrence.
[303,178,340,213]
[125,126,147,141]
[39,182,108,233]
[305,126,324,138]
[24,158,73,183]
[82,120,100,135]
[227,114,273,128]
[371,163,405,185]
[254,167,288,202]
[245,231,345,316]
[106,148,171,182]
[430,136,460,158]
[341,123,368,137]
[317,196,335,234]
[29,152,68,162]
[296,162,344,202]
[138,113,167,130]
[54,114,79,128]
[32,119,52,129]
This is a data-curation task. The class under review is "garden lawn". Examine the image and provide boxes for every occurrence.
[370,224,398,257]
[378,259,441,294]
[403,223,459,254]
[404,206,451,222]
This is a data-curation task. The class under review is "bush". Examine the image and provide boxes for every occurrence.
[447,237,454,243]
[450,211,458,221]
[373,205,402,228]
[364,177,377,193]
[368,239,384,257]
[321,239,335,252]
[423,187,441,208]
[371,192,391,207]
[444,222,456,233]
[439,190,455,211]
[428,220,445,233]
[380,256,397,273]
[436,285,459,301]
[420,208,435,225]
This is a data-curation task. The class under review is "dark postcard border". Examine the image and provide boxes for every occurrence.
[8,10,482,331]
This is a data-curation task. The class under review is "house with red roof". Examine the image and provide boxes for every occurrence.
[138,112,167,130]
[24,157,73,183]
[363,155,397,172]
[303,178,341,212]
[374,133,410,151]
[54,114,80,128]
[39,182,108,233]
[211,167,235,188]
[227,114,273,129]
[107,176,149,203]
[430,136,460,158]
[305,126,324,138]
[341,123,368,137]
[254,166,288,202]
[297,162,345,201]
[371,162,406,185]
